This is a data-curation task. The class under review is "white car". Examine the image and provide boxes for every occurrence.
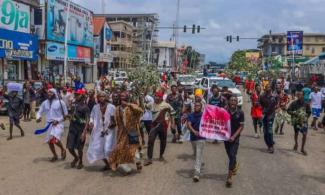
[198,77,243,106]
[177,75,196,93]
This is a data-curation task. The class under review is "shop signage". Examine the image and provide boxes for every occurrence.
[0,28,38,60]
[46,41,91,63]
[98,52,113,62]
[0,0,30,33]
[47,0,94,47]
[287,31,303,55]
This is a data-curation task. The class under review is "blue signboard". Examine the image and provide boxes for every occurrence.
[0,28,38,60]
[105,27,113,41]
[287,31,303,55]
[46,42,91,63]
[47,0,94,48]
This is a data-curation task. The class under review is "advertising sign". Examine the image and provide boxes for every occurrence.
[199,105,231,141]
[0,0,30,33]
[47,0,94,47]
[246,52,261,64]
[0,28,38,60]
[46,41,91,63]
[287,31,303,55]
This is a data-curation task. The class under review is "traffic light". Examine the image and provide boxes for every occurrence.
[226,36,230,42]
[197,25,200,33]
[236,36,240,41]
[183,25,187,33]
[192,24,196,34]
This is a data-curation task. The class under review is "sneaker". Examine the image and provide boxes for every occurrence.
[301,150,308,156]
[193,175,200,183]
[0,123,5,130]
[254,133,259,138]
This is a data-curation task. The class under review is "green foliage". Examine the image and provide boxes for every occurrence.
[229,50,247,71]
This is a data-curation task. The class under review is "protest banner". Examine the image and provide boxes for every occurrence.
[199,105,231,141]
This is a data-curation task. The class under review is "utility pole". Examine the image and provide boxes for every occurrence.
[175,0,180,71]
[64,0,71,84]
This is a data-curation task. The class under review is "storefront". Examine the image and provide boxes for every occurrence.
[46,41,92,83]
[0,28,39,83]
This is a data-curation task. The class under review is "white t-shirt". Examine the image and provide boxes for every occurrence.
[309,92,322,109]
[284,81,290,90]
[142,95,154,121]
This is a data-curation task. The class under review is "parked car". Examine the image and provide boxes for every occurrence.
[197,77,243,106]
[177,75,196,93]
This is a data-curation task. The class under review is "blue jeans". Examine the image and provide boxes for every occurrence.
[263,116,274,148]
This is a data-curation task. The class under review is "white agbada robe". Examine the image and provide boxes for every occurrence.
[87,103,116,164]
[36,97,68,143]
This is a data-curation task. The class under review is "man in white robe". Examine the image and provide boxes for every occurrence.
[87,92,117,170]
[36,88,68,162]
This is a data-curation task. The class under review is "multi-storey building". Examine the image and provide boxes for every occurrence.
[258,33,325,67]
[96,13,159,66]
[108,21,134,70]
[153,41,176,72]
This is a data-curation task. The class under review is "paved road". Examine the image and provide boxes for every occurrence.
[0,95,324,195]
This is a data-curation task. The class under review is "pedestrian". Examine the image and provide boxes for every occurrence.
[187,102,205,182]
[180,103,192,142]
[166,85,183,143]
[66,89,90,169]
[74,76,85,90]
[3,89,25,140]
[109,92,144,174]
[250,85,263,138]
[29,81,37,120]
[309,86,322,130]
[284,78,290,95]
[87,91,117,171]
[287,91,311,155]
[61,87,73,114]
[225,96,245,187]
[274,86,290,135]
[86,89,97,112]
[260,86,279,153]
[302,84,312,104]
[143,91,176,166]
[23,81,36,121]
[208,85,227,107]
[140,89,154,145]
[36,88,68,162]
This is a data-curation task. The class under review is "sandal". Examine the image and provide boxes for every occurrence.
[77,163,84,170]
[71,158,79,168]
[136,163,142,172]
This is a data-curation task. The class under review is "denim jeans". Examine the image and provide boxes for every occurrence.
[191,140,205,175]
[263,116,275,148]
[224,138,240,171]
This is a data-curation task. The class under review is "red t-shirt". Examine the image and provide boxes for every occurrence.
[251,92,263,118]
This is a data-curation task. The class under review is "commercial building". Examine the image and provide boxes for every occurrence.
[0,0,40,83]
[95,13,159,66]
[258,33,325,67]
[93,16,113,78]
[108,21,134,70]
[153,41,176,72]
[36,0,94,83]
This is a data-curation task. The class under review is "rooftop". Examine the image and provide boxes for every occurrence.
[153,41,176,49]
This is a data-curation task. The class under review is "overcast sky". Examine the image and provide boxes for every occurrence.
[75,0,325,63]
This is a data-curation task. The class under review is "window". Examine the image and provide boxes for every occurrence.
[272,46,276,53]
[322,47,325,52]
[306,46,310,51]
[311,47,315,54]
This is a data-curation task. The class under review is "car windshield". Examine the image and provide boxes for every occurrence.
[178,76,195,82]
[210,79,235,88]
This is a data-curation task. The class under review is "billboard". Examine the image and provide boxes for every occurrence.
[287,31,303,55]
[245,52,261,64]
[0,0,30,33]
[46,41,91,63]
[0,28,38,60]
[46,0,94,47]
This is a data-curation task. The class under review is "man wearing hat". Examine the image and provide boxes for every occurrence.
[66,89,90,169]
[144,91,176,166]
[36,88,68,162]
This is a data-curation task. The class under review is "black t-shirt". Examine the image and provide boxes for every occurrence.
[228,109,245,136]
[70,102,90,126]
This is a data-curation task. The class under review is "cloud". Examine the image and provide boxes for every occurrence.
[74,0,325,62]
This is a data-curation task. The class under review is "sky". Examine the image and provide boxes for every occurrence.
[75,0,325,63]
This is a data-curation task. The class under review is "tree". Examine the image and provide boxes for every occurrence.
[229,50,247,71]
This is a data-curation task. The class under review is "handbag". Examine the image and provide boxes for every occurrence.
[118,106,139,145]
